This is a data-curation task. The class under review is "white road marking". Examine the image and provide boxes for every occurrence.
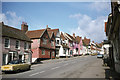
[29,72,40,76]
[51,67,60,70]
[39,71,45,73]
[29,71,45,76]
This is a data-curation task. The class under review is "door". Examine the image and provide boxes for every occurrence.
[50,52,52,59]
[3,54,6,65]
[19,55,22,61]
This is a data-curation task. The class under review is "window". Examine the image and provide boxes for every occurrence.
[29,44,31,49]
[57,40,59,44]
[51,40,54,47]
[48,52,50,55]
[64,49,66,54]
[43,38,47,44]
[24,42,27,50]
[15,40,20,49]
[70,43,73,47]
[42,50,45,55]
[5,38,10,48]
[70,50,72,55]
[52,51,54,56]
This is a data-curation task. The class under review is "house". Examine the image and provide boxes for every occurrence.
[47,27,61,58]
[58,32,70,58]
[2,22,32,65]
[82,37,91,55]
[26,26,56,62]
[75,36,83,56]
[105,0,120,73]
[72,33,79,56]
[64,33,75,56]
[90,41,97,54]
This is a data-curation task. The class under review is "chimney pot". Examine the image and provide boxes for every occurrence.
[73,33,75,38]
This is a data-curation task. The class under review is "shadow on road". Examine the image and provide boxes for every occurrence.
[105,68,120,80]
[31,61,43,65]
[3,69,34,74]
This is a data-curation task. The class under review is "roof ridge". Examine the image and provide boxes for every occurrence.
[4,25,21,31]
[28,29,45,32]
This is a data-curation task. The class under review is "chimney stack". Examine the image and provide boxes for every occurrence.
[73,33,75,38]
[21,22,28,33]
[46,25,51,29]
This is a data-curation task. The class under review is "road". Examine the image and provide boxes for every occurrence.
[2,56,106,78]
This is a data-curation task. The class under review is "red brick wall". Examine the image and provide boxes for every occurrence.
[39,49,55,58]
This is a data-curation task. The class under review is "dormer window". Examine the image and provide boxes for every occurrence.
[43,38,47,45]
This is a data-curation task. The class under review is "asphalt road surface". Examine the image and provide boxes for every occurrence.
[2,56,106,78]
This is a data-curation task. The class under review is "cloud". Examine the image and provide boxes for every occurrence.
[0,11,24,28]
[69,13,107,43]
[89,2,110,12]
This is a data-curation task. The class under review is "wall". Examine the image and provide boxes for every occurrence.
[2,37,32,64]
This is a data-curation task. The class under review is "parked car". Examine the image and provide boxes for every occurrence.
[91,53,97,56]
[1,60,31,73]
[97,53,103,58]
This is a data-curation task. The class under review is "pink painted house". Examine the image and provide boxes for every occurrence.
[2,22,32,65]
[75,36,83,56]
[64,33,75,56]
[64,33,83,56]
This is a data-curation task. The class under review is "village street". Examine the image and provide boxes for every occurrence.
[2,56,111,79]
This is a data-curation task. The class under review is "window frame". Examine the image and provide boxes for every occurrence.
[15,40,20,49]
[4,38,10,48]
[52,51,54,56]
[42,38,47,45]
[51,40,54,47]
[24,42,28,50]
[42,50,45,55]
[57,40,59,44]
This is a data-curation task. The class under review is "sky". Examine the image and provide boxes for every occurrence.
[1,1,111,43]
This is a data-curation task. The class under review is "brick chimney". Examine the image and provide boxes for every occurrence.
[21,22,28,33]
[46,25,51,29]
[73,33,75,38]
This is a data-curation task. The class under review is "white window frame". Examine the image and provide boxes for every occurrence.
[24,42,28,50]
[57,40,59,44]
[15,40,20,49]
[4,38,10,48]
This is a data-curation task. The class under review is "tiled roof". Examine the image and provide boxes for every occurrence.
[60,32,66,40]
[62,44,69,48]
[65,33,75,41]
[83,37,90,46]
[75,36,82,43]
[26,28,59,39]
[2,23,31,42]
[47,29,59,37]
[26,29,45,39]
[96,42,103,48]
